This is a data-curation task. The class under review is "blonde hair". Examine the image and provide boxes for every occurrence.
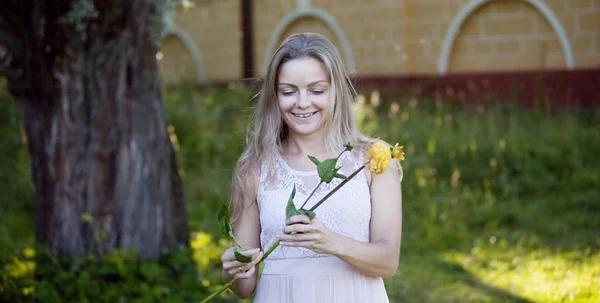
[229,33,376,223]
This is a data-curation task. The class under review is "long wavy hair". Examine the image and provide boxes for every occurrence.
[229,33,376,223]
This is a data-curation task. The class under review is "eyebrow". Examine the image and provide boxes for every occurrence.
[277,80,328,87]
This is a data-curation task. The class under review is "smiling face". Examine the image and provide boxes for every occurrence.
[277,56,334,141]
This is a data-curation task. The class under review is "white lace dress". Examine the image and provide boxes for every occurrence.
[253,149,389,303]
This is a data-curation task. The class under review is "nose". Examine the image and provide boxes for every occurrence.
[296,91,310,109]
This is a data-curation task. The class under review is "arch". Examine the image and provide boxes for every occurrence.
[437,0,574,75]
[162,13,207,83]
[262,8,356,75]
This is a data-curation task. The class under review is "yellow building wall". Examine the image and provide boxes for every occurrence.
[160,0,600,83]
[160,34,197,83]
[278,17,347,68]
[159,0,241,83]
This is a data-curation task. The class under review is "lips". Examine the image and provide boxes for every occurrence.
[292,111,317,118]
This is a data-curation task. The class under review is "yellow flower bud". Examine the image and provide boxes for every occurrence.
[391,143,405,161]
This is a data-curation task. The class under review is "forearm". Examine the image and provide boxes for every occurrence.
[221,269,257,299]
[331,234,399,278]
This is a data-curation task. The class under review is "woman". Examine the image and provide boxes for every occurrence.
[220,32,403,302]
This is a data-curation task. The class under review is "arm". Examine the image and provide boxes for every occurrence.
[333,158,402,278]
[279,158,403,278]
[220,169,263,298]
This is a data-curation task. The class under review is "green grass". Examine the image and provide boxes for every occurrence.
[1,81,599,302]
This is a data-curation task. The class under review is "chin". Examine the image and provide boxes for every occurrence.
[290,125,324,137]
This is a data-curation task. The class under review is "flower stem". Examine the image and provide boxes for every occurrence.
[260,239,280,262]
[300,181,322,209]
[308,163,366,212]
[336,148,347,160]
[200,278,237,303]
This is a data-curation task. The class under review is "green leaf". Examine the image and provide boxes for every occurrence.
[343,142,353,151]
[218,204,242,246]
[301,209,317,220]
[285,185,301,220]
[334,173,347,180]
[234,248,252,263]
[317,159,339,183]
[308,155,321,166]
[217,204,232,240]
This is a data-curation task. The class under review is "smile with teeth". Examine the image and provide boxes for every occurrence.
[293,112,317,118]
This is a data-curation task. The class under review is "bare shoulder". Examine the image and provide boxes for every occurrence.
[358,138,400,187]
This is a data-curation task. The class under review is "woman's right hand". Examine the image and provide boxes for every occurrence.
[221,247,264,279]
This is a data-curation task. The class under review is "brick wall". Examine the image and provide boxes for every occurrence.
[160,0,600,83]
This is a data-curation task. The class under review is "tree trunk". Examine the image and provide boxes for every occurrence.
[0,0,189,259]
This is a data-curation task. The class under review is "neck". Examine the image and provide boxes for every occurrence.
[283,133,329,157]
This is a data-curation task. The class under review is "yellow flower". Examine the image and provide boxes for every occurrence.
[391,143,405,161]
[366,141,391,175]
[22,286,34,296]
[22,248,35,259]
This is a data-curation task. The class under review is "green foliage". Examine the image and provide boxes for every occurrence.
[1,245,214,303]
[0,80,35,265]
[316,158,344,183]
[1,80,598,302]
[163,84,253,234]
[61,0,98,26]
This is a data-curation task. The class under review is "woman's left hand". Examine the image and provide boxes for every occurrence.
[278,214,339,255]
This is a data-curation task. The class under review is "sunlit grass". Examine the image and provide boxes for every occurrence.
[386,244,600,303]
[444,245,600,302]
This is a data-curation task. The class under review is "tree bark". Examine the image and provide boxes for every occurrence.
[0,0,189,259]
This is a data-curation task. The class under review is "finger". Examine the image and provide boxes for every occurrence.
[245,248,262,263]
[227,262,251,276]
[224,257,257,271]
[235,266,256,279]
[283,223,312,234]
[251,248,262,258]
[281,240,313,248]
[227,266,242,276]
[227,247,260,265]
[227,250,263,271]
[223,260,245,270]
[279,233,315,242]
[220,247,236,262]
[249,251,264,266]
[222,246,258,263]
[237,247,261,258]
[286,214,311,225]
[239,251,263,271]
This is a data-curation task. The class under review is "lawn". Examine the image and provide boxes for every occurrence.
[1,81,599,302]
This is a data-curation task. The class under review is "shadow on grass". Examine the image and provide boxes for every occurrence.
[386,253,532,303]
